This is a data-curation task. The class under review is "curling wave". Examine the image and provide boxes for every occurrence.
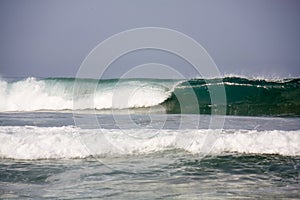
[0,77,299,116]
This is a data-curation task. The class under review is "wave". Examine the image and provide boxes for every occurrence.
[0,77,178,111]
[0,77,299,116]
[0,126,299,159]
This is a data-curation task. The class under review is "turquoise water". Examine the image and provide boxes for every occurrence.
[0,77,299,199]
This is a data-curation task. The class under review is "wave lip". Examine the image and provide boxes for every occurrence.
[0,126,299,160]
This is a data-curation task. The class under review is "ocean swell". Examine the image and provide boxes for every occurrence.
[0,77,299,116]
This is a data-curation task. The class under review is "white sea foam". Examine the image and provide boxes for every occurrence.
[0,78,73,111]
[0,126,299,159]
[0,78,176,111]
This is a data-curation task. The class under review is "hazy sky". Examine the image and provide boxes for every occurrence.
[1,0,300,78]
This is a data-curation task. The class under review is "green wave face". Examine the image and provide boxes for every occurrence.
[163,77,300,117]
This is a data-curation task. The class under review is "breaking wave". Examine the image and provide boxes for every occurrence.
[0,77,299,116]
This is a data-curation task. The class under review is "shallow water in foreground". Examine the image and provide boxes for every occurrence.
[0,113,299,199]
[1,154,299,199]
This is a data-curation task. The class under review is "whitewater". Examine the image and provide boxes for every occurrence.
[0,126,299,159]
[0,77,178,111]
[1,76,299,199]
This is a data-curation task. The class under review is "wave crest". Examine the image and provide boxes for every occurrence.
[1,77,299,116]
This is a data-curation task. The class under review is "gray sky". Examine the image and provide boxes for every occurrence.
[1,0,300,78]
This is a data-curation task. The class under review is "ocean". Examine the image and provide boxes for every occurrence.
[0,77,299,199]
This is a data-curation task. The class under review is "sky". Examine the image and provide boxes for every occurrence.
[0,0,300,78]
